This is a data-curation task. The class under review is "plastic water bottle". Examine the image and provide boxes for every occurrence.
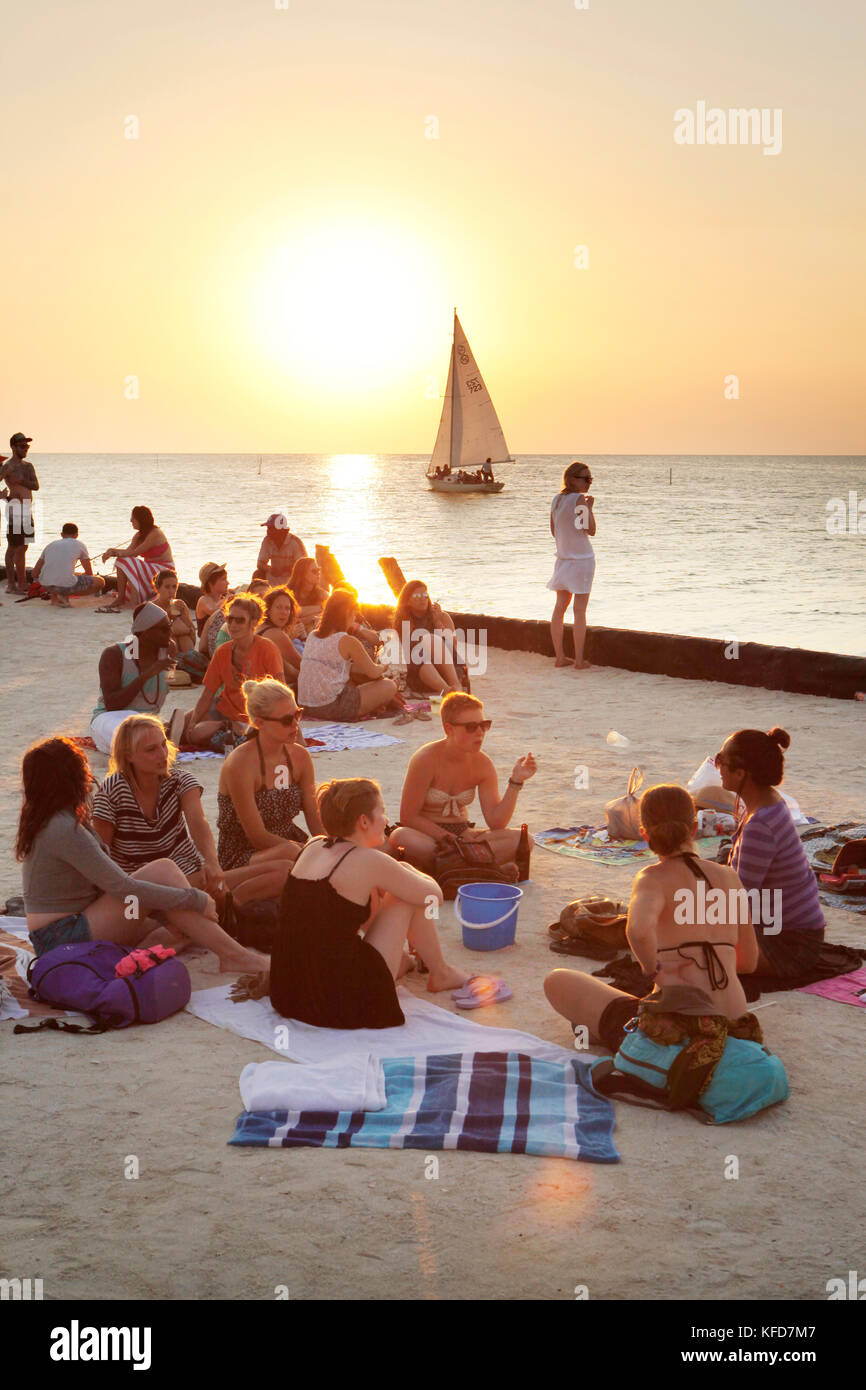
[606,730,631,748]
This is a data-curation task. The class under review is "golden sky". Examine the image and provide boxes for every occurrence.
[3,0,864,453]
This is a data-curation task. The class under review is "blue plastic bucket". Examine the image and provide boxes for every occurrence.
[455,882,523,951]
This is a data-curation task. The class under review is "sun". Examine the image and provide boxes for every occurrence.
[253,219,442,392]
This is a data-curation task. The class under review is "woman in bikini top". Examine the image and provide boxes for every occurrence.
[544,783,760,1049]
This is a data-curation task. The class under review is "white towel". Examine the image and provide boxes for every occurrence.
[187,985,575,1065]
[239,1054,386,1113]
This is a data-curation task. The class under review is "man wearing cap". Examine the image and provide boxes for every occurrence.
[90,602,178,754]
[254,513,307,587]
[1,432,39,593]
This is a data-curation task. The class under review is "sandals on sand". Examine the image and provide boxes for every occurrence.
[452,976,513,1009]
[95,604,125,614]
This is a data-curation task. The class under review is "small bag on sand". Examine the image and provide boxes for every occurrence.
[433,839,518,901]
[17,942,190,1034]
[605,768,644,840]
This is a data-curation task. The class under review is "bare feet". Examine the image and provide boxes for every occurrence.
[427,963,470,993]
[574,659,592,670]
[554,658,572,668]
[396,951,414,979]
[220,947,270,974]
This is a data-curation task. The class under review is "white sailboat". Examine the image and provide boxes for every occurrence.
[426,311,514,493]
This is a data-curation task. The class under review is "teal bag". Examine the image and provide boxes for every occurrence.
[614,1027,789,1123]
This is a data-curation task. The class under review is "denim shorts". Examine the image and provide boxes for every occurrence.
[30,913,93,957]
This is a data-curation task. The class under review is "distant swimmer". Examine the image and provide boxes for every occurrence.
[548,460,596,670]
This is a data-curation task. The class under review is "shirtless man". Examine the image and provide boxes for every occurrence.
[254,512,307,587]
[387,692,537,869]
[1,433,39,593]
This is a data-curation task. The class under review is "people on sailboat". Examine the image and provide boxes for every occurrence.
[393,580,467,696]
[548,461,596,670]
[482,458,494,481]
[386,693,537,871]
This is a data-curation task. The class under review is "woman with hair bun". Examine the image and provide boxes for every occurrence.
[263,777,467,1028]
[545,783,760,1053]
[716,727,825,975]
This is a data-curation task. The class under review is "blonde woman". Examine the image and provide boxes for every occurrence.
[92,714,291,908]
[388,692,536,870]
[217,678,323,899]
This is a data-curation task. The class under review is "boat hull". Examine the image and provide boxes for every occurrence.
[427,478,505,493]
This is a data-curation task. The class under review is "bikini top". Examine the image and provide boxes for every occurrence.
[656,851,735,991]
[421,786,475,822]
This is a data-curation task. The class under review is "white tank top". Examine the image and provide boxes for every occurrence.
[298,631,351,707]
[551,492,594,559]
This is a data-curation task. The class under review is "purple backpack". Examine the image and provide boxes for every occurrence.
[18,941,191,1033]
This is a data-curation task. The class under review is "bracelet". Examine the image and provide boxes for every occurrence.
[508,777,523,789]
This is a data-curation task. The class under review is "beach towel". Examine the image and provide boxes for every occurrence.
[802,822,866,915]
[800,966,866,1008]
[239,1055,387,1113]
[187,982,576,1065]
[293,722,403,754]
[593,941,866,1003]
[115,554,175,604]
[0,919,87,1023]
[534,825,724,867]
[229,1050,620,1163]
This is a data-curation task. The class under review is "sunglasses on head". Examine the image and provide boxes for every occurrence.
[450,718,492,734]
[266,710,303,726]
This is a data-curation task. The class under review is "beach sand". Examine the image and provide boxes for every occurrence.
[1,596,864,1302]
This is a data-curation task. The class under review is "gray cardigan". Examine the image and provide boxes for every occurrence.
[23,811,208,917]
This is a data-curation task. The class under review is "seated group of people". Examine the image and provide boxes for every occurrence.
[18,691,821,1056]
[19,690,535,1013]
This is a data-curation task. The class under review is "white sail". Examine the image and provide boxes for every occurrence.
[428,312,512,474]
[429,342,455,473]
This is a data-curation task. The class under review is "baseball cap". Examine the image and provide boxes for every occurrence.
[262,513,289,529]
[10,432,33,446]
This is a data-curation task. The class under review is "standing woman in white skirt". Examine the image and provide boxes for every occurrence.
[548,461,596,669]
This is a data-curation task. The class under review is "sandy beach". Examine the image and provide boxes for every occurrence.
[2,593,864,1302]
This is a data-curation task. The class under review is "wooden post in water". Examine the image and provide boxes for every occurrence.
[669,467,672,485]
[379,557,407,598]
[316,545,346,588]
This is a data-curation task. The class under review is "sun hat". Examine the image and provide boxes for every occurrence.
[199,562,228,589]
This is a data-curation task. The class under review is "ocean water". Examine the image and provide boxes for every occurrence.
[16,453,866,656]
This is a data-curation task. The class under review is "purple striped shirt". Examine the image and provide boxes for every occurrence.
[729,800,825,933]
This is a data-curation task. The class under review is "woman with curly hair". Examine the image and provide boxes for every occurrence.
[288,556,329,637]
[16,735,267,972]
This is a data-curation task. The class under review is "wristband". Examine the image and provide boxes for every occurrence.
[508,777,523,789]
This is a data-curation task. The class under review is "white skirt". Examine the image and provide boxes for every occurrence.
[547,555,596,595]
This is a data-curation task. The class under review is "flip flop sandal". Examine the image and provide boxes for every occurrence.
[392,712,414,725]
[412,708,432,721]
[549,936,595,956]
[95,605,124,614]
[451,975,513,1009]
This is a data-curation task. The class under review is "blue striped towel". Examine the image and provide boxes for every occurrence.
[229,1050,619,1162]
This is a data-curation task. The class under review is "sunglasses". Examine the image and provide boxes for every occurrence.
[266,711,303,726]
[225,613,247,624]
[450,719,492,734]
[713,751,737,768]
[410,590,428,600]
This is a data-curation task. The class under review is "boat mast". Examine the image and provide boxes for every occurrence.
[449,308,458,470]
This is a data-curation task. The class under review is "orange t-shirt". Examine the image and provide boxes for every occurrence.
[204,636,283,720]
